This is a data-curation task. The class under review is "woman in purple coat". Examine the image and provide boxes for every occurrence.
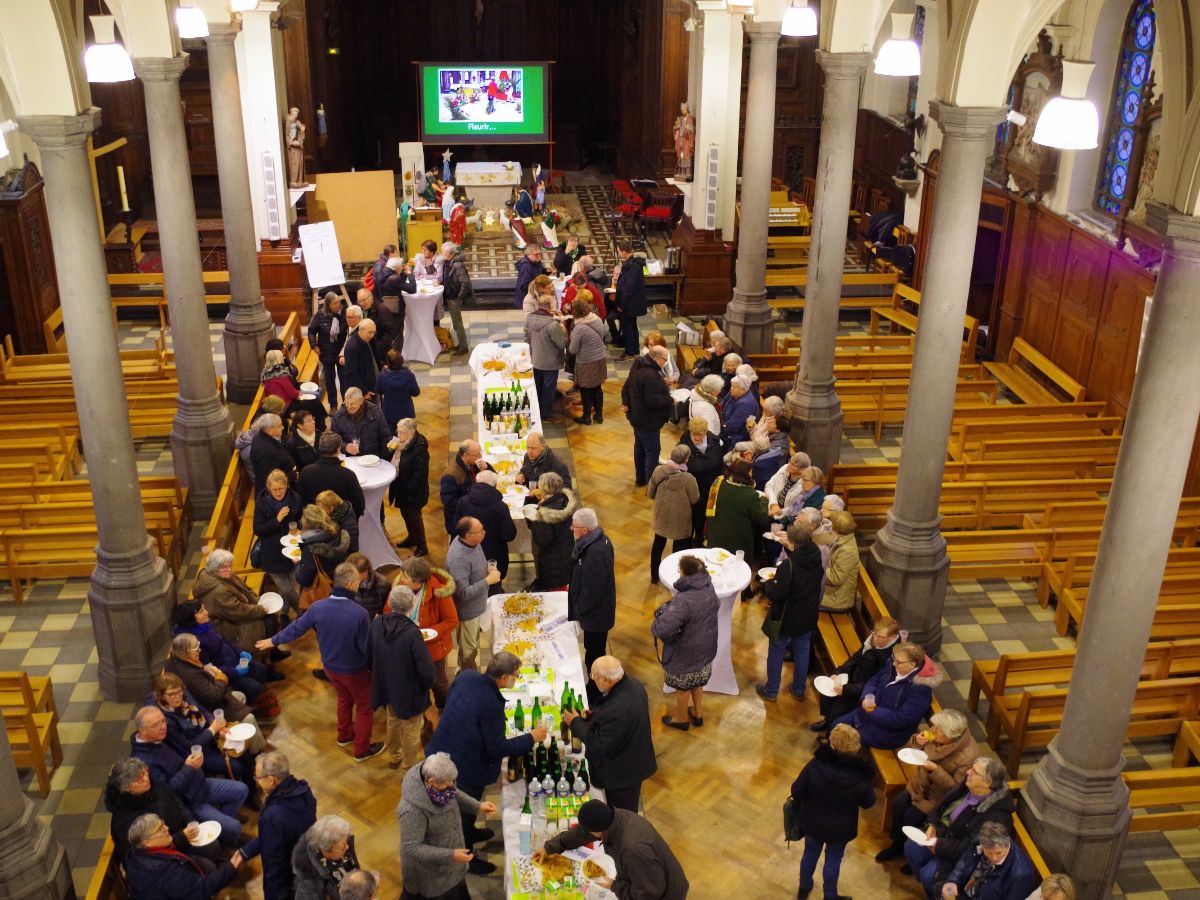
[651,554,719,731]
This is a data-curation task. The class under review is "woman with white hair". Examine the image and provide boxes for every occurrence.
[293,815,360,900]
[398,752,495,900]
[686,374,723,436]
[193,549,276,655]
[262,348,302,406]
[719,374,760,448]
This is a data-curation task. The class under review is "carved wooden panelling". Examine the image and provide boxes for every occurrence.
[1088,256,1152,414]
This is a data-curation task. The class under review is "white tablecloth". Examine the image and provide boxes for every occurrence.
[470,342,543,442]
[656,548,751,695]
[343,457,401,568]
[402,289,444,366]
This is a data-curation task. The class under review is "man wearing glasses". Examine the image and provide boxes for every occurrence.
[445,516,502,671]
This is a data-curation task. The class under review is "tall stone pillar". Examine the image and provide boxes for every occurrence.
[1022,203,1200,899]
[18,110,174,700]
[135,55,235,516]
[206,21,275,404]
[724,22,782,355]
[784,51,871,469]
[0,725,73,900]
[866,102,1004,654]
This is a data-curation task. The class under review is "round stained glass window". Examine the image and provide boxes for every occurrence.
[1111,164,1128,198]
[1135,12,1154,49]
[1123,90,1141,124]
[1130,52,1148,86]
[1116,128,1135,161]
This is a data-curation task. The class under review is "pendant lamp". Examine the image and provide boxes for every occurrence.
[175,0,209,38]
[84,15,135,83]
[874,13,920,77]
[781,1,818,37]
[1032,60,1100,150]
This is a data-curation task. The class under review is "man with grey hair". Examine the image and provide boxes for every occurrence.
[426,651,548,873]
[331,384,391,457]
[719,373,760,449]
[621,344,673,486]
[935,821,1038,900]
[444,516,501,670]
[524,288,568,423]
[123,813,242,897]
[339,870,378,900]
[240,751,316,900]
[369,583,436,775]
[568,508,616,684]
[440,242,472,355]
[516,430,572,489]
[440,439,486,535]
[258,561,382,761]
[250,411,298,491]
[341,315,379,399]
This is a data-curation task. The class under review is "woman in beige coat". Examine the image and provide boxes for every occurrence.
[192,549,275,655]
[876,708,980,860]
[820,510,859,612]
[648,444,700,584]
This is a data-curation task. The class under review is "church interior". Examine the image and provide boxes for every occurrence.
[3,0,1200,898]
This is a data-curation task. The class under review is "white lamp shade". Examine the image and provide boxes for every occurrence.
[874,13,921,77]
[1032,61,1099,150]
[230,0,259,11]
[0,129,8,160]
[84,16,135,83]
[781,3,817,37]
[175,2,209,38]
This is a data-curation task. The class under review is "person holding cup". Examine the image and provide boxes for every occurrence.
[830,641,943,750]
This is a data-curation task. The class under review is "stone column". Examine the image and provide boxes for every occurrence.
[1021,203,1200,899]
[135,55,235,516]
[18,110,174,700]
[0,725,73,900]
[784,51,871,469]
[206,21,275,404]
[724,22,782,355]
[866,102,1004,654]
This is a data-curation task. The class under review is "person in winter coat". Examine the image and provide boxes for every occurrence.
[122,813,241,900]
[685,374,724,437]
[393,557,459,709]
[765,451,813,516]
[369,585,436,777]
[286,409,323,472]
[878,709,981,862]
[316,490,359,556]
[241,752,317,900]
[561,657,657,813]
[750,427,790,491]
[171,601,282,704]
[443,517,500,671]
[291,816,360,900]
[299,432,365,516]
[193,550,272,654]
[647,445,699,583]
[525,294,568,422]
[810,616,901,732]
[294,504,351,590]
[652,556,718,731]
[613,239,647,357]
[439,243,472,355]
[339,318,379,399]
[388,418,430,557]
[757,523,824,702]
[375,348,420,435]
[783,466,827,518]
[821,511,860,612]
[159,645,255,727]
[553,234,587,275]
[513,244,547,309]
[398,752,495,897]
[516,431,572,489]
[621,346,673,486]
[524,474,579,591]
[104,758,219,870]
[704,458,770,562]
[833,641,942,750]
[719,375,760,449]
[568,297,608,424]
[678,418,724,545]
[357,291,401,367]
[439,440,482,535]
[329,388,391,459]
[790,724,876,900]
[253,469,303,616]
[567,508,617,677]
[250,414,298,492]
[935,822,1039,900]
[309,292,347,406]
[347,553,389,619]
[261,349,301,408]
[455,470,517,582]
[904,758,1017,895]
[424,654,548,872]
[538,799,688,899]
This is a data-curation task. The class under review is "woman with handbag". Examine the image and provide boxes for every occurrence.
[252,468,302,618]
[650,554,719,731]
[789,723,876,899]
[756,522,824,703]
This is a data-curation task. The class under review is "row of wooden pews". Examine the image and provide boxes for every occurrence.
[1,670,61,797]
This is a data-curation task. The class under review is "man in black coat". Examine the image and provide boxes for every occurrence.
[389,423,430,556]
[329,388,391,458]
[123,813,242,900]
[341,318,379,399]
[515,431,572,489]
[613,239,647,358]
[369,244,396,304]
[621,346,673,487]
[567,508,616,680]
[513,244,547,309]
[758,524,824,702]
[240,752,316,900]
[250,414,298,491]
[298,432,366,516]
[439,439,484,535]
[677,421,724,544]
[455,470,517,583]
[368,585,436,776]
[562,656,656,813]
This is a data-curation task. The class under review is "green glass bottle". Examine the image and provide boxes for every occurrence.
[514,699,525,732]
[577,759,591,791]
[521,786,532,815]
[531,696,542,725]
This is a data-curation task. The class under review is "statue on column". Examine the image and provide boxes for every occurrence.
[673,102,696,182]
[285,107,307,187]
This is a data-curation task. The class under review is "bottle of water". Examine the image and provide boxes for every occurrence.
[556,769,570,798]
[529,772,544,816]
[541,771,555,799]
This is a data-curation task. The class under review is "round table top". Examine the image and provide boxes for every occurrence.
[658,547,752,598]
[343,456,397,490]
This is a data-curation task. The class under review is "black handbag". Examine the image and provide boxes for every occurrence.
[249,538,263,570]
[782,795,804,844]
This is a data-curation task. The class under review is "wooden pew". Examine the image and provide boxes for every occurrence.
[1124,767,1200,832]
[1057,573,1200,638]
[763,269,900,291]
[1026,497,1200,531]
[772,333,915,355]
[984,337,1086,403]
[3,708,62,796]
[964,434,1122,467]
[83,836,126,900]
[1,333,173,382]
[1038,544,1200,608]
[948,416,1124,461]
[952,401,1108,424]
[839,379,1003,442]
[869,283,980,361]
[828,458,1105,491]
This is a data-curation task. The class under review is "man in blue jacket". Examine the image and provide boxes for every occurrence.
[425,651,548,874]
[123,813,242,900]
[258,562,383,761]
[513,243,547,308]
[613,239,647,359]
[240,752,317,900]
[935,822,1039,900]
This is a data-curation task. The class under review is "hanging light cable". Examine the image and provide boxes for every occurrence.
[1033,60,1100,150]
[781,0,818,37]
[874,13,921,77]
[84,14,135,83]
[175,0,209,38]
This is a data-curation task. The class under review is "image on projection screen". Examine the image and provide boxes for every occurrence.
[439,67,525,123]
[418,63,548,142]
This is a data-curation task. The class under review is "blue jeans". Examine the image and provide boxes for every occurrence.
[632,428,661,485]
[799,837,846,898]
[903,841,941,897]
[765,631,812,698]
[533,368,558,419]
[195,776,248,845]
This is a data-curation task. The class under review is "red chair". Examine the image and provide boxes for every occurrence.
[610,180,633,204]
[639,204,675,237]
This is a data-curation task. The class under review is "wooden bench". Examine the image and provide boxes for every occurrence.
[3,707,62,796]
[869,283,980,361]
[1124,767,1200,832]
[840,379,1002,442]
[2,333,173,382]
[1172,719,1200,767]
[951,401,1109,424]
[84,835,126,900]
[764,269,900,290]
[772,333,915,354]
[0,671,56,716]
[948,417,1124,461]
[829,458,1106,492]
[1025,497,1200,532]
[965,433,1122,468]
[1057,572,1200,638]
[1038,544,1200,608]
[984,337,1086,404]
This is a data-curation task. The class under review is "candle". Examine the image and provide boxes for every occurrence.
[116,164,130,212]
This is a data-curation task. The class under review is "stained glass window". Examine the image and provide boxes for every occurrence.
[1096,0,1156,217]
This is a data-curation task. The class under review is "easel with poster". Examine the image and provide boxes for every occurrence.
[297,220,351,316]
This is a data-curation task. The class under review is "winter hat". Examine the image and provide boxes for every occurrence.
[577,800,615,832]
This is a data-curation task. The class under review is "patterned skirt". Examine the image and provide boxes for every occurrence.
[572,357,608,389]
[664,663,712,691]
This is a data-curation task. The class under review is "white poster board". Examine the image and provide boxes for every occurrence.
[297,220,345,288]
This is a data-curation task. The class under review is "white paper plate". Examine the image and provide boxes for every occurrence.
[298,392,317,401]
[582,850,617,881]
[283,546,302,562]
[280,535,301,547]
[358,454,381,467]
[706,548,734,565]
[300,381,318,392]
[898,747,929,766]
[813,676,842,698]
[757,567,777,581]
[189,820,221,847]
[225,721,257,742]
[258,592,284,614]
[762,531,785,543]
[903,825,937,847]
[421,628,438,642]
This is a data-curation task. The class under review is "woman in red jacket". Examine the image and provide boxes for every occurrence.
[392,557,459,713]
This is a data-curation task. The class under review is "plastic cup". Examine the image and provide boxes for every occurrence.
[190,744,202,758]
[213,709,225,723]
[735,549,745,562]
[288,522,299,536]
[488,559,498,572]
[770,523,783,534]
[863,694,877,712]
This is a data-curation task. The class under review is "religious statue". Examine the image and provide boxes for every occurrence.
[449,201,467,245]
[673,102,696,182]
[285,107,307,188]
[442,148,454,183]
[532,163,547,211]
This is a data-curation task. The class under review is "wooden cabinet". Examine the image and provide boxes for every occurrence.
[0,161,59,354]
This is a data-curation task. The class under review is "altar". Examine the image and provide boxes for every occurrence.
[457,161,523,209]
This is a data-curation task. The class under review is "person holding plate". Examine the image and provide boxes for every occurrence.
[254,469,303,618]
[123,813,242,900]
[368,584,436,777]
[756,522,823,703]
